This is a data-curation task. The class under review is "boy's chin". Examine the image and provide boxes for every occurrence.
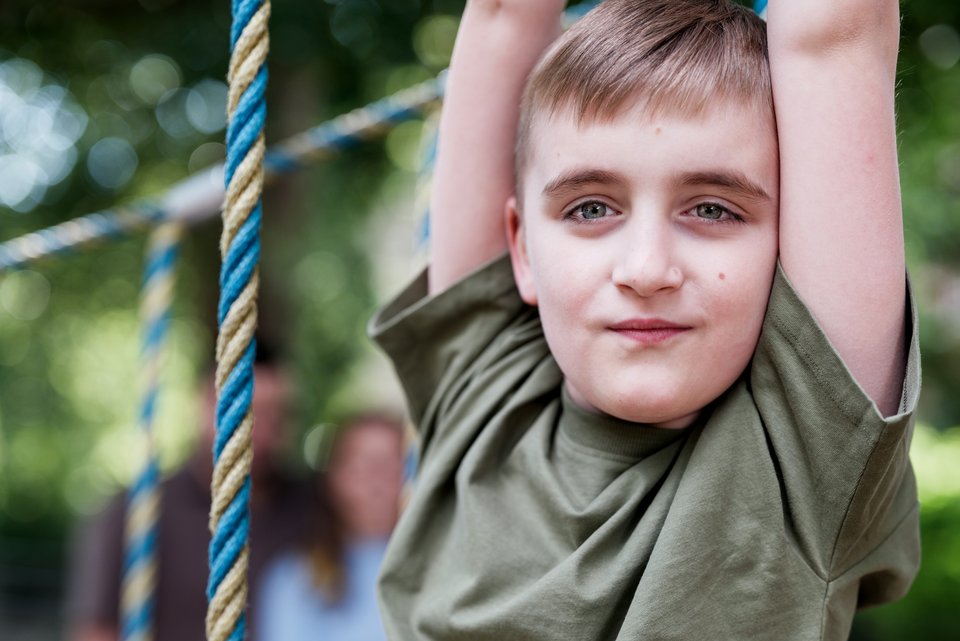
[565,381,708,430]
[614,404,703,430]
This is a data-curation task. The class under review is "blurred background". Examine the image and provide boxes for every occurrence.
[0,1,956,639]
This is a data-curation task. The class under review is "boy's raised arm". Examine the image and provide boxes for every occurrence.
[767,0,906,416]
[428,0,564,295]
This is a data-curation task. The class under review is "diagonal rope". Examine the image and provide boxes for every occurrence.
[0,205,167,272]
[0,76,444,273]
[121,222,183,641]
[206,0,268,639]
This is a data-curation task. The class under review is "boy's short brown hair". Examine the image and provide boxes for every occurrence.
[516,0,771,182]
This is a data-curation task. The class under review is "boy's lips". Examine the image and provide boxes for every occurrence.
[607,318,692,345]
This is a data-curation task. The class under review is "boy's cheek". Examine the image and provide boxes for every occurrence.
[709,266,777,359]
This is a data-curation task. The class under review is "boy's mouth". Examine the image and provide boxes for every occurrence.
[607,318,692,346]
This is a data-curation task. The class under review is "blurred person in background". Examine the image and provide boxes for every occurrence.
[65,345,324,641]
[256,412,405,641]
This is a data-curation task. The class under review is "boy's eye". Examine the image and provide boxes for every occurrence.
[696,203,726,220]
[692,202,742,223]
[577,201,612,220]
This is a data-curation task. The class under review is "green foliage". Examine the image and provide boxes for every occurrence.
[897,2,960,427]
[852,425,960,640]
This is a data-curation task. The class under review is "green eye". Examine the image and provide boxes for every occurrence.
[579,201,610,220]
[696,203,726,220]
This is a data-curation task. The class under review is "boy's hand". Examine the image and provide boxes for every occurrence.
[768,0,906,416]
[428,0,564,295]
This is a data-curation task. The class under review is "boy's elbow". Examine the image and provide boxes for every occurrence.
[466,0,565,22]
[769,0,900,63]
[467,0,511,11]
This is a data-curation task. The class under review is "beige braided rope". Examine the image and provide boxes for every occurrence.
[206,1,269,639]
[121,221,184,641]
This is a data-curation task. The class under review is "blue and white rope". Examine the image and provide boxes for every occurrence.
[754,0,768,20]
[206,0,269,640]
[121,222,182,641]
[0,204,166,272]
[412,108,440,254]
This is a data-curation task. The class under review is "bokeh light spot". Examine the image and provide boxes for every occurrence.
[0,58,43,95]
[330,3,376,53]
[155,88,195,139]
[87,137,138,189]
[919,25,960,71]
[0,270,52,321]
[188,141,226,173]
[0,155,45,210]
[413,15,459,68]
[386,119,425,172]
[302,423,335,471]
[0,57,87,212]
[129,54,182,106]
[185,79,228,134]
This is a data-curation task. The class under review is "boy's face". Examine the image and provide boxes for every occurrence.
[508,100,779,428]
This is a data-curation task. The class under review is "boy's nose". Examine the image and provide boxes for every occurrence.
[610,227,684,297]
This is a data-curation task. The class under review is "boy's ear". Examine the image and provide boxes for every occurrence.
[505,196,538,306]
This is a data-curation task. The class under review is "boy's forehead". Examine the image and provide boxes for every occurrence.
[521,99,778,196]
[529,93,776,146]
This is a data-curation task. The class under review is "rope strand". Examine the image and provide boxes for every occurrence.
[121,222,182,641]
[207,0,269,639]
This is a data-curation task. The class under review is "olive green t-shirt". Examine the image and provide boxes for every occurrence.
[370,254,920,641]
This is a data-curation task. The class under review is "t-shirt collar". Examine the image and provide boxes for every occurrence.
[558,385,694,459]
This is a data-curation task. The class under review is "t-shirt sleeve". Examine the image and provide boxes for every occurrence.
[369,254,538,457]
[750,263,920,583]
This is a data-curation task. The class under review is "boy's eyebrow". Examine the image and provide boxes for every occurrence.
[541,169,627,199]
[676,170,772,202]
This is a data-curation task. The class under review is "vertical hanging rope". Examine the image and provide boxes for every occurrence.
[207,1,269,640]
[754,0,768,19]
[121,222,183,641]
[413,107,440,254]
[398,106,441,507]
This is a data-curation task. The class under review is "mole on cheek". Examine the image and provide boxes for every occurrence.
[719,272,726,280]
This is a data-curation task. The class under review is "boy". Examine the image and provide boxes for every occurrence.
[370,1,919,639]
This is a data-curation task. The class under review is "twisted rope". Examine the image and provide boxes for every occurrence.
[754,0,768,20]
[206,1,268,640]
[413,108,440,253]
[121,222,182,641]
[0,76,444,272]
[394,108,441,506]
[0,204,166,272]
